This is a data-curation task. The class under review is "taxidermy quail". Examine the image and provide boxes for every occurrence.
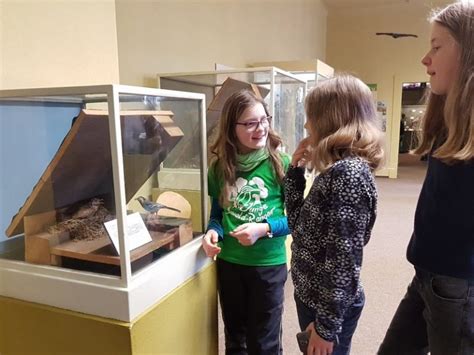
[135,196,181,215]
[71,198,104,219]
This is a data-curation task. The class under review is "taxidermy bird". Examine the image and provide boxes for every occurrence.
[135,196,181,215]
[71,198,104,219]
[376,32,418,39]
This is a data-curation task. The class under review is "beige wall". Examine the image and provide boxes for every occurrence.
[0,0,119,90]
[2,0,452,177]
[115,0,327,87]
[326,1,449,177]
[0,0,327,89]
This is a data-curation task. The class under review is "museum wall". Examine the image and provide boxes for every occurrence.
[0,0,120,243]
[0,0,120,89]
[326,1,450,177]
[115,0,328,87]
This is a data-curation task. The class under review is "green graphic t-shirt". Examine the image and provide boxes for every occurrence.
[208,154,290,266]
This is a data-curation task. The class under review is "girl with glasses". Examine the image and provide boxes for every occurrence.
[379,2,474,353]
[202,89,291,354]
[285,74,384,355]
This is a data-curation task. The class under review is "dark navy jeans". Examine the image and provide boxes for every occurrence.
[378,268,474,355]
[294,291,365,355]
[217,258,287,355]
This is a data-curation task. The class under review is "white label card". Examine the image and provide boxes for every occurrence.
[104,212,152,255]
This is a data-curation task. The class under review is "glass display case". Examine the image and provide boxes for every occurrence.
[400,104,425,152]
[0,84,210,321]
[290,59,335,91]
[248,59,334,91]
[157,67,306,158]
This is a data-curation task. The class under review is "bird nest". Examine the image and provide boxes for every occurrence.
[48,198,114,241]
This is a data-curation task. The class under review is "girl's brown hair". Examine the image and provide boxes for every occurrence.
[209,89,284,205]
[305,74,384,172]
[415,1,474,162]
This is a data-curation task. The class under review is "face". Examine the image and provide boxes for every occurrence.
[234,103,269,154]
[421,23,461,95]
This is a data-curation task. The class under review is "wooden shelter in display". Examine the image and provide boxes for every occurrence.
[5,109,192,271]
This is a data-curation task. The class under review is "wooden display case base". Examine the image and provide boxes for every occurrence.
[23,211,193,271]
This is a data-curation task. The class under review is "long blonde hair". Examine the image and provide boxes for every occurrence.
[415,1,474,162]
[305,74,384,172]
[209,89,284,205]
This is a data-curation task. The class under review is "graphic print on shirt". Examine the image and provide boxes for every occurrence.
[227,177,275,222]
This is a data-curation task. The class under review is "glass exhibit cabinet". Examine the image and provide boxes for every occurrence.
[0,84,213,324]
[157,67,306,158]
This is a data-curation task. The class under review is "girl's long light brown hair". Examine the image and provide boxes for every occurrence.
[415,1,474,162]
[305,74,384,173]
[209,89,285,205]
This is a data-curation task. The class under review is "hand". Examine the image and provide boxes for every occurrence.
[305,322,334,355]
[229,223,269,246]
[202,229,221,258]
[291,137,312,168]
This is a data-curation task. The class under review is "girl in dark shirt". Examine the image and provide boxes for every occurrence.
[285,74,384,355]
[379,2,474,354]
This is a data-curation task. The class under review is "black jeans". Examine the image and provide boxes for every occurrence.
[294,291,365,355]
[378,268,474,355]
[217,258,287,355]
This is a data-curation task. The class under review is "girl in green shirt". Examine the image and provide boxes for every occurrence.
[202,89,290,354]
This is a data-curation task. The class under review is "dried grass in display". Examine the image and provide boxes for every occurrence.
[48,198,114,241]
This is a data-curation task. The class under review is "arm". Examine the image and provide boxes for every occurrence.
[284,165,307,232]
[206,198,224,239]
[284,138,311,232]
[232,215,290,243]
[266,216,290,237]
[202,198,224,258]
[312,164,375,342]
[264,152,291,237]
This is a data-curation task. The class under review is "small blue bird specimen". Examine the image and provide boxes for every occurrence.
[135,196,181,215]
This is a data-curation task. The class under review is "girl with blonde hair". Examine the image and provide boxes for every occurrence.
[379,1,474,353]
[285,74,383,355]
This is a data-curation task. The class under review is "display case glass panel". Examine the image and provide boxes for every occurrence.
[0,86,206,281]
[158,67,306,156]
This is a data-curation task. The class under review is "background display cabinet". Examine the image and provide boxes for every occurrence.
[157,67,306,158]
[248,59,335,91]
[0,85,217,355]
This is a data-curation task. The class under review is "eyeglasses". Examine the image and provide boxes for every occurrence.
[235,116,271,132]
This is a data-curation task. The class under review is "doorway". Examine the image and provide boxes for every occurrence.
[397,82,429,173]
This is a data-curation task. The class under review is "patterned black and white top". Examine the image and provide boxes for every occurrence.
[284,156,377,342]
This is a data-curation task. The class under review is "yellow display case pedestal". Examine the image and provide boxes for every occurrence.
[0,262,218,355]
